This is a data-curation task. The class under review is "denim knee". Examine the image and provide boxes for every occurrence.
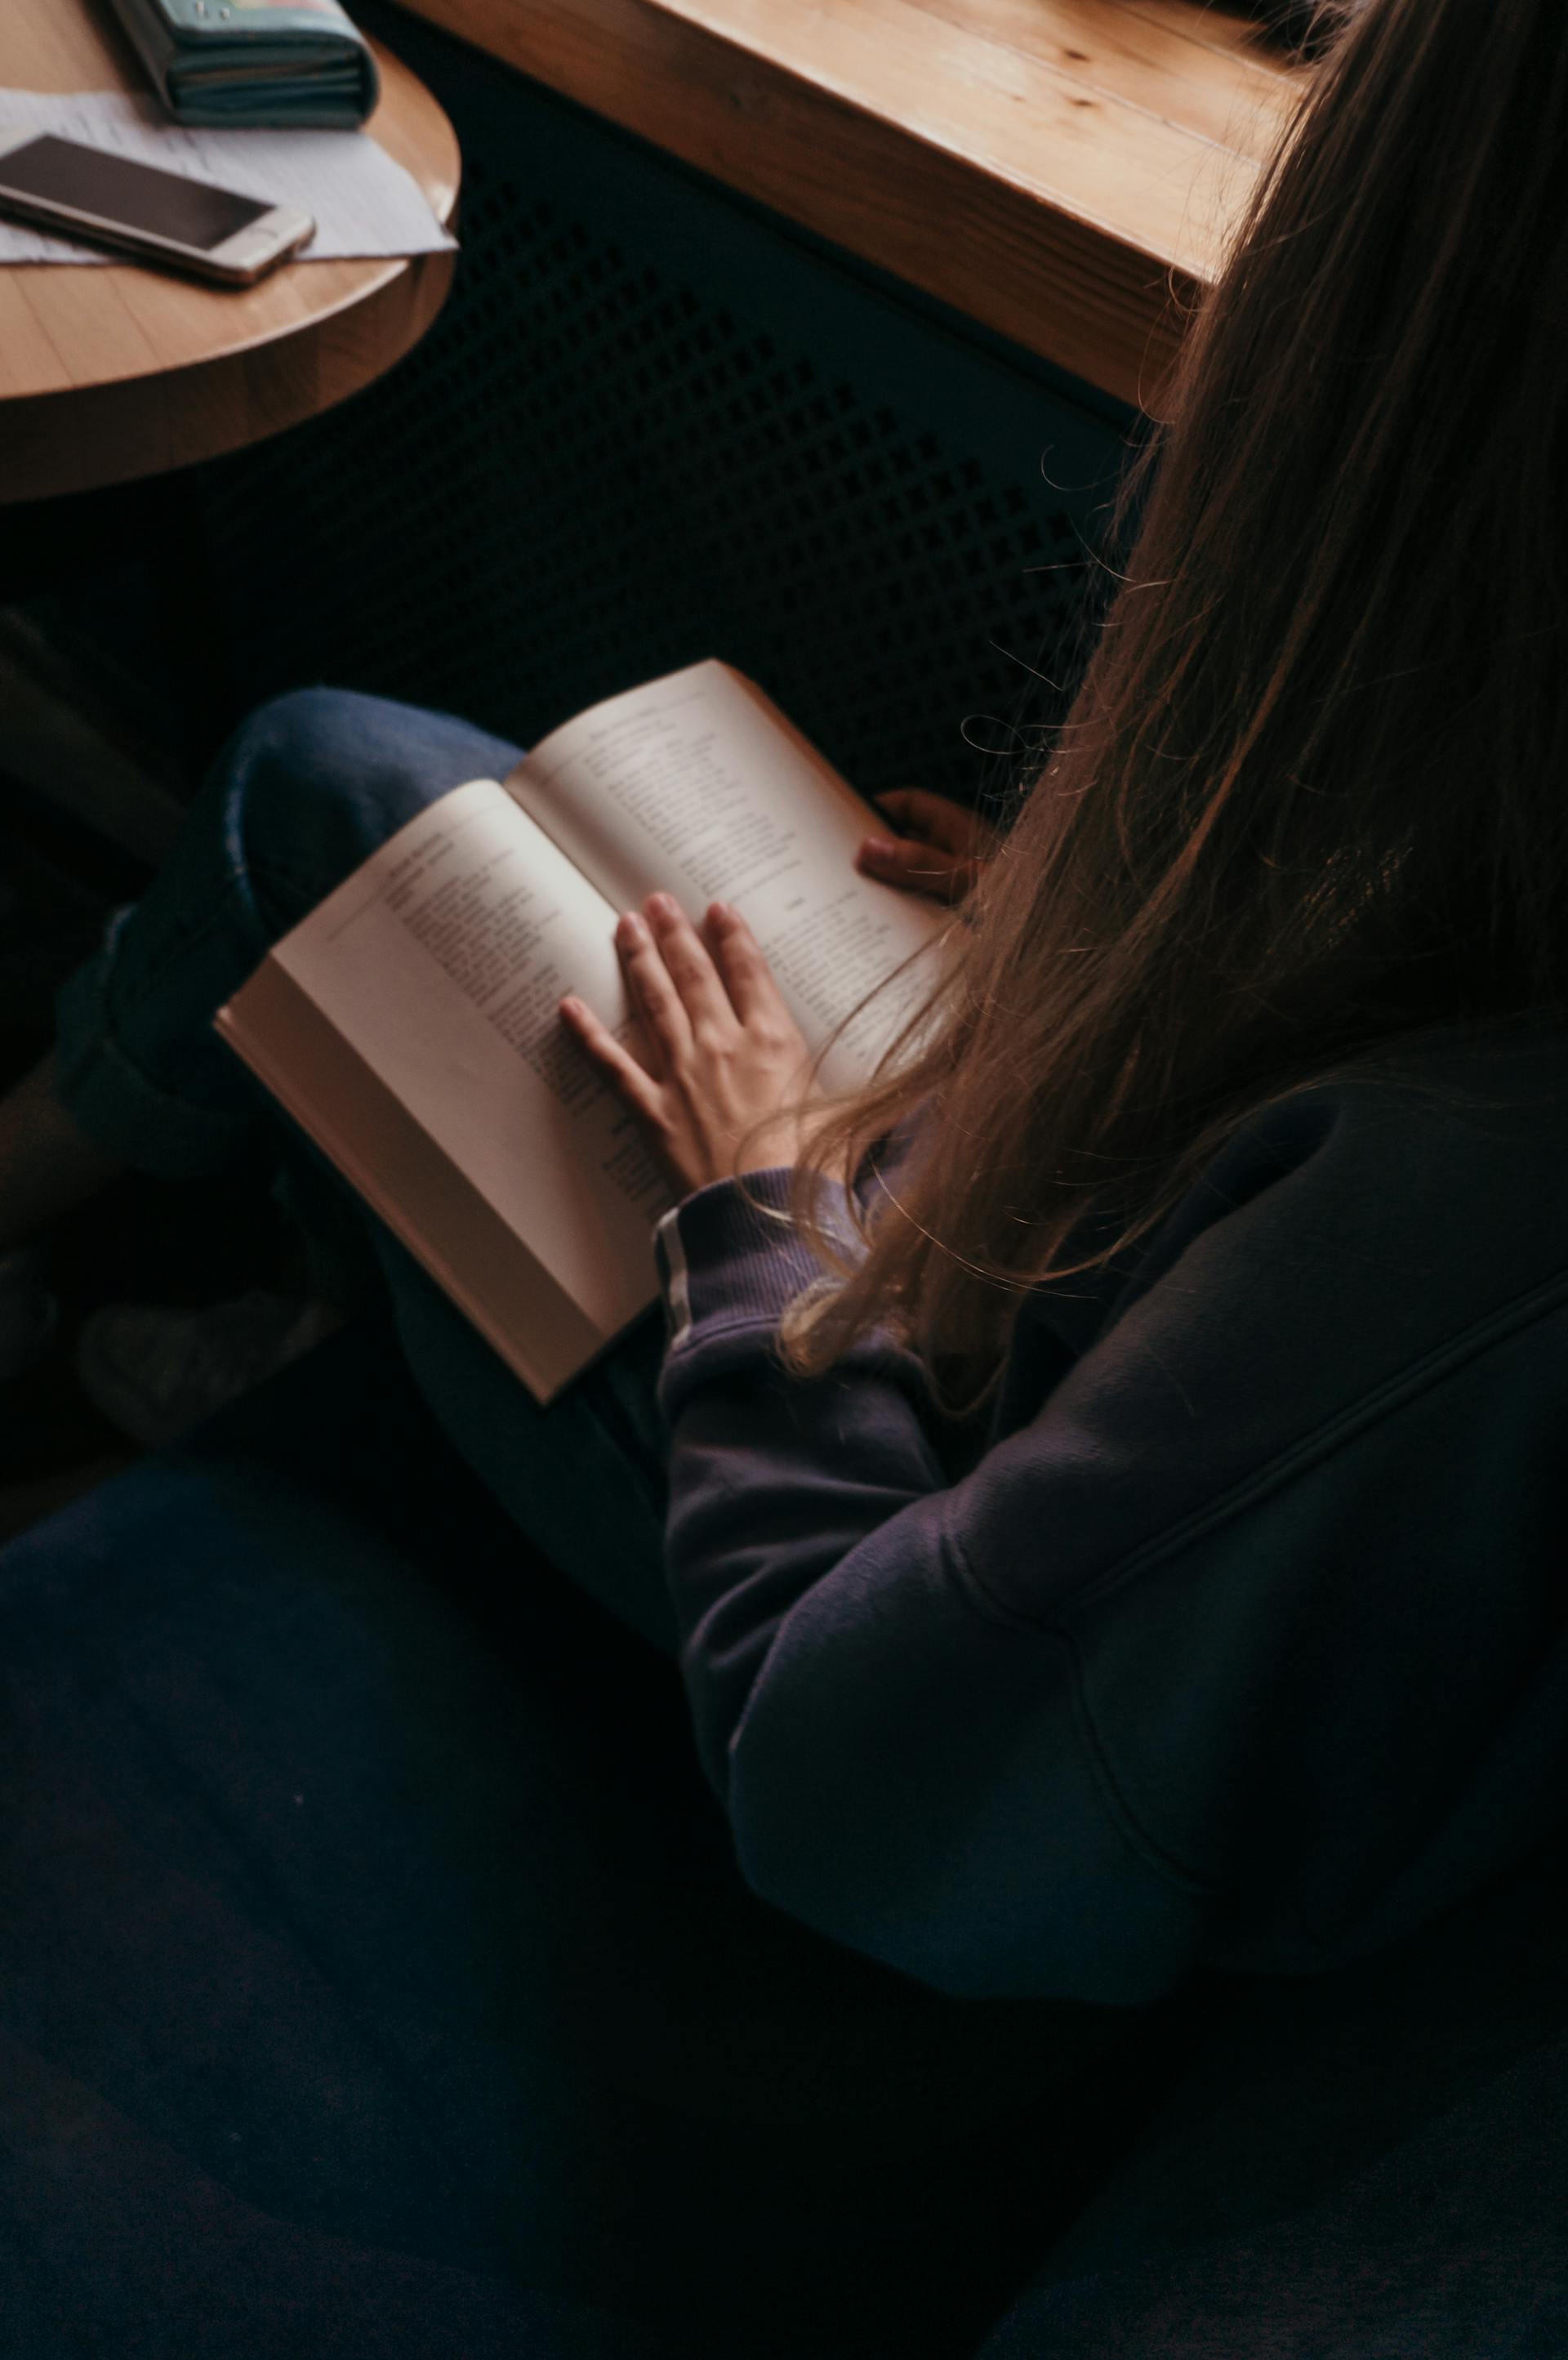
[228,687,523,935]
[53,688,524,1181]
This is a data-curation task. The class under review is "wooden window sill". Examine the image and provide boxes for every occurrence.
[394,0,1311,408]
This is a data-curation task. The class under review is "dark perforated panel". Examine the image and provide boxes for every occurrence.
[197,5,1136,808]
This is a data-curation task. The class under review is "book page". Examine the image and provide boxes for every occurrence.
[506,662,946,1090]
[252,778,674,1342]
[218,963,610,1405]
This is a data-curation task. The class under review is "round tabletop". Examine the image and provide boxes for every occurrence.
[0,5,460,506]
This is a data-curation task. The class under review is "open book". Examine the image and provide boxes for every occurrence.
[216,662,947,1403]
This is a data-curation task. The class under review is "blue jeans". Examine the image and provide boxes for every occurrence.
[55,688,677,1653]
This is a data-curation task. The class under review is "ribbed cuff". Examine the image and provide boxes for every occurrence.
[653,1166,862,1349]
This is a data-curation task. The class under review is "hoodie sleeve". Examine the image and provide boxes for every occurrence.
[651,1082,1568,2006]
[652,1167,1204,2006]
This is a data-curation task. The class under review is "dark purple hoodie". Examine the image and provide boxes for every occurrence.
[651,1011,1568,2002]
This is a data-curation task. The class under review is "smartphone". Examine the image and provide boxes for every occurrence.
[0,131,314,285]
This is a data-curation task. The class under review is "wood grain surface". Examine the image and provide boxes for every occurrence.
[0,2,461,502]
[395,0,1309,410]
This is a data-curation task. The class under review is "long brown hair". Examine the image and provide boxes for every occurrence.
[777,0,1568,1409]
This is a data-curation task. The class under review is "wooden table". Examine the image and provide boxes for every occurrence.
[0,3,461,504]
[394,0,1308,411]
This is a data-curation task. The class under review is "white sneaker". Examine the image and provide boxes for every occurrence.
[0,1245,58,1385]
[75,1289,342,1449]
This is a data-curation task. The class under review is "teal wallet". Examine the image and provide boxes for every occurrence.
[106,0,380,129]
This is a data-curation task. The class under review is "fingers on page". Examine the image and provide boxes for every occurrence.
[644,891,728,1010]
[859,835,951,881]
[706,901,777,1021]
[617,911,694,1051]
[872,786,954,839]
[858,836,975,903]
[559,997,663,1117]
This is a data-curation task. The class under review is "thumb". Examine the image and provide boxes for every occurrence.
[856,832,979,905]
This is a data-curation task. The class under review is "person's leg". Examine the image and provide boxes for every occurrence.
[48,685,523,1190]
[0,696,1146,2352]
[359,1225,675,1651]
[0,689,513,1408]
[19,684,678,1649]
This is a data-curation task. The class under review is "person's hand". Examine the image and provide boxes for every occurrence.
[559,892,829,1197]
[854,789,999,905]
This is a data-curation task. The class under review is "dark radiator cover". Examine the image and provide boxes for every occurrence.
[195,1,1146,808]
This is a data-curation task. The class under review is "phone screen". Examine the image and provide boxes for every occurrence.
[0,135,270,252]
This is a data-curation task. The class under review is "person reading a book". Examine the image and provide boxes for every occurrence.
[1,0,1566,2038]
